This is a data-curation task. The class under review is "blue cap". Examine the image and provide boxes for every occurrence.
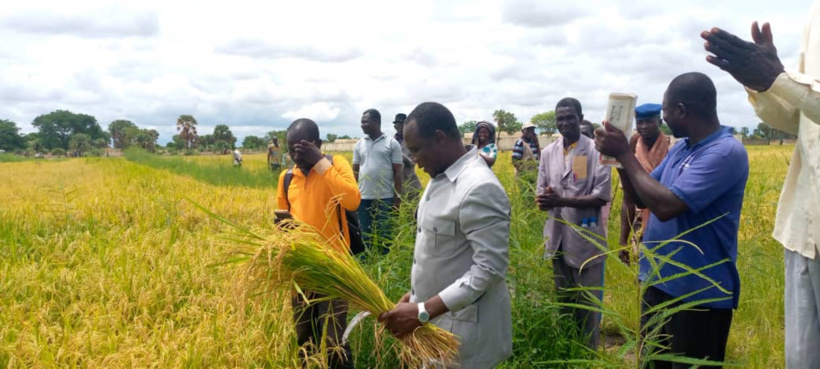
[635,103,662,120]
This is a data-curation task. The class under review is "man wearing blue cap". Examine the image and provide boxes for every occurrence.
[619,103,670,264]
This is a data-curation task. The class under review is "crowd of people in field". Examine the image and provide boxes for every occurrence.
[274,9,820,369]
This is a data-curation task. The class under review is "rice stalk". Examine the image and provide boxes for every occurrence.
[223,220,460,368]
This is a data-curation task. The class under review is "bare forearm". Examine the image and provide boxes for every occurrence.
[559,195,607,208]
[394,174,403,196]
[424,295,449,320]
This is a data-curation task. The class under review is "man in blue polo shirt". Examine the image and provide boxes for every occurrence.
[595,72,748,369]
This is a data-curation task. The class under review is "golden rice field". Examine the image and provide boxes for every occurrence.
[0,145,792,368]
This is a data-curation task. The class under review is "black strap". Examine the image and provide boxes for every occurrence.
[281,155,345,236]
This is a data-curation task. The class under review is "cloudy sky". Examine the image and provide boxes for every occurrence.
[0,0,812,143]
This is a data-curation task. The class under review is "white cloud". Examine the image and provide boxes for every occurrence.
[0,8,158,38]
[0,0,812,142]
[282,103,342,122]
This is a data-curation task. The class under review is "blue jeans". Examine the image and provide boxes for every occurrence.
[357,198,394,254]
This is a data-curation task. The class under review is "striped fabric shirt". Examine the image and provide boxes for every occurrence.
[512,139,540,161]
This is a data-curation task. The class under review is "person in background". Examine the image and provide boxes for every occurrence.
[378,102,512,368]
[277,119,361,369]
[267,137,281,171]
[471,121,498,167]
[512,122,541,198]
[537,97,611,350]
[579,119,610,237]
[233,148,242,167]
[393,113,422,203]
[619,103,670,264]
[702,13,820,367]
[580,120,596,140]
[596,72,748,369]
[353,109,403,253]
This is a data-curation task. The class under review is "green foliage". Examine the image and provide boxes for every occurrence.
[93,137,109,149]
[242,135,266,149]
[326,133,338,143]
[0,119,26,151]
[31,110,105,150]
[134,129,159,152]
[27,138,44,154]
[740,127,750,138]
[50,148,66,157]
[754,122,796,144]
[0,153,29,162]
[753,122,772,139]
[531,111,557,136]
[125,148,281,188]
[660,125,672,136]
[176,115,198,151]
[108,120,137,149]
[68,133,92,156]
[212,124,236,152]
[458,120,478,135]
[493,109,522,137]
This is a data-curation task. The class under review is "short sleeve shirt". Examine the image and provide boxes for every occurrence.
[353,134,403,200]
[480,143,498,160]
[641,127,749,309]
[512,139,540,161]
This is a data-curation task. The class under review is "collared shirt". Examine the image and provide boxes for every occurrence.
[563,141,578,156]
[276,156,361,252]
[641,127,749,309]
[538,135,611,268]
[747,1,820,258]
[411,146,512,367]
[512,138,540,161]
[563,141,578,170]
[353,133,403,200]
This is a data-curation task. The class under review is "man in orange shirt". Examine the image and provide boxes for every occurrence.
[276,118,360,369]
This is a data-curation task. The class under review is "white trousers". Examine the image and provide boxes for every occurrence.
[785,249,820,368]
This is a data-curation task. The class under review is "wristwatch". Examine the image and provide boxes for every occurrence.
[417,302,430,324]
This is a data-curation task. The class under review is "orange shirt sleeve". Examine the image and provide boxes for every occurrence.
[314,155,361,212]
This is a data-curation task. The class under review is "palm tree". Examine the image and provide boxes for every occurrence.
[176,115,198,151]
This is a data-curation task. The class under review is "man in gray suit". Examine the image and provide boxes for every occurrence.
[537,97,611,350]
[378,102,512,368]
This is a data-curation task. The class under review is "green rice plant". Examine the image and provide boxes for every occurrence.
[125,148,280,188]
[541,192,742,368]
[0,146,792,368]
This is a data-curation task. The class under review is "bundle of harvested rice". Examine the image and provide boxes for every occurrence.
[191,200,459,368]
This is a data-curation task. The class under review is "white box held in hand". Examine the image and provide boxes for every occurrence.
[601,93,637,168]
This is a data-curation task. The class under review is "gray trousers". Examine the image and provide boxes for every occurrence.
[785,249,820,368]
[552,250,605,350]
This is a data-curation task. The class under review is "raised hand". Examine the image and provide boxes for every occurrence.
[292,140,324,168]
[701,22,785,92]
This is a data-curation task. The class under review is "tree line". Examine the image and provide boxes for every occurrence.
[1,109,796,157]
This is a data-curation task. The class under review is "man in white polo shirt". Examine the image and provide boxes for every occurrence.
[353,108,403,254]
